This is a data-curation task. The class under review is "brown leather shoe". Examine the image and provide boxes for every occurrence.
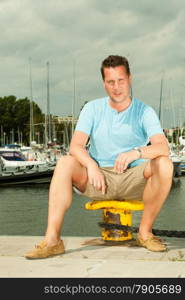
[136,233,167,252]
[24,240,65,259]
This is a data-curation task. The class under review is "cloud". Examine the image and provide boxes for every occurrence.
[0,0,184,127]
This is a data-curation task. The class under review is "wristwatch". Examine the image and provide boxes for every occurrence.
[133,147,142,158]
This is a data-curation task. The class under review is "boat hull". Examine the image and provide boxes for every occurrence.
[0,169,54,186]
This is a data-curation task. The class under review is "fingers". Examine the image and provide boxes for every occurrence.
[94,178,106,194]
[89,176,106,194]
[114,158,128,173]
[123,159,129,171]
[89,177,93,185]
[87,165,106,194]
[101,179,106,195]
[94,179,101,190]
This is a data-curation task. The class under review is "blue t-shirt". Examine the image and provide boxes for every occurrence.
[75,97,163,167]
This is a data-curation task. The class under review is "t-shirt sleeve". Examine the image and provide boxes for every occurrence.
[75,102,94,136]
[142,106,164,138]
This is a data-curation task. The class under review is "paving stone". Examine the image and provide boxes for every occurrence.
[0,236,184,278]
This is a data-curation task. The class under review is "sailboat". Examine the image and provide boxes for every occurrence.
[158,77,182,177]
[0,61,57,186]
[0,147,54,186]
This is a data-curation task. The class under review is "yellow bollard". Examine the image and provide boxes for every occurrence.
[85,200,144,241]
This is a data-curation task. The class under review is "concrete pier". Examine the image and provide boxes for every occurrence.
[0,236,184,278]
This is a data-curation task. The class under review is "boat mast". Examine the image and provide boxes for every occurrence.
[72,60,76,137]
[29,57,34,144]
[44,108,47,147]
[159,77,163,123]
[0,126,3,146]
[18,127,20,145]
[46,61,52,143]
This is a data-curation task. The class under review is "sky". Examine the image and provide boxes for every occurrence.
[0,0,185,128]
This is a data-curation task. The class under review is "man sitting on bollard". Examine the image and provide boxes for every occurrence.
[25,55,173,259]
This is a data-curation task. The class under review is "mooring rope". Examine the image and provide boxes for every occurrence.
[98,222,185,238]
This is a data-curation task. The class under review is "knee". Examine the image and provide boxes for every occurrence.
[152,156,174,178]
[55,155,77,170]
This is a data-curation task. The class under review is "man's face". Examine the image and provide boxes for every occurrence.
[103,66,131,104]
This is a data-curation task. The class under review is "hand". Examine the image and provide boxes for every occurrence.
[87,162,106,195]
[114,150,140,173]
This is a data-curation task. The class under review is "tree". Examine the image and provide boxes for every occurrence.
[0,95,44,145]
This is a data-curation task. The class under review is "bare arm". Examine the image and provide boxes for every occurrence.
[138,134,170,159]
[69,131,106,194]
[69,131,96,168]
[114,134,169,173]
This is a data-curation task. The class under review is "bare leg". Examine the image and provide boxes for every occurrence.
[44,155,88,246]
[139,156,173,240]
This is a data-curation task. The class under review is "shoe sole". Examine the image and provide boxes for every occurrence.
[24,251,65,260]
[136,240,167,252]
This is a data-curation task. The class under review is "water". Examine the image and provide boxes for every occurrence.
[0,177,185,237]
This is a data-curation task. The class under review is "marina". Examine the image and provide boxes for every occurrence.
[1,131,185,185]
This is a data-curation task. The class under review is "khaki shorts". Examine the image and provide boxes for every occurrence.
[78,161,148,201]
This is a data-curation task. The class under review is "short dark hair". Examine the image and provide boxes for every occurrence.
[100,55,130,80]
